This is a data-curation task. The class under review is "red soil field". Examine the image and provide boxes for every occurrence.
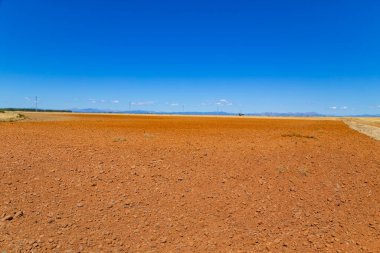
[1,114,379,252]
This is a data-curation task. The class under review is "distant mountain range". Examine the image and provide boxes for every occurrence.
[71,108,380,117]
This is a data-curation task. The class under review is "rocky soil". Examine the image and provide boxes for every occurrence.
[0,114,379,252]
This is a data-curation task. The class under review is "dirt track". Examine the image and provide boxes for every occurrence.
[1,114,379,252]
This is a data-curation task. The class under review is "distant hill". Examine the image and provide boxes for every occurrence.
[71,108,111,113]
[245,112,325,117]
[71,109,328,117]
[350,114,380,117]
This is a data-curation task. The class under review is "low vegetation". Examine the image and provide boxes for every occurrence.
[8,113,26,122]
[0,108,72,113]
[281,133,316,139]
[0,112,26,122]
[143,132,155,138]
[277,166,310,176]
[113,137,127,142]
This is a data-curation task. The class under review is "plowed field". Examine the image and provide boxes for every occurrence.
[1,114,379,252]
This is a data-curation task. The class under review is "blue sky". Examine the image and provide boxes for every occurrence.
[0,0,379,114]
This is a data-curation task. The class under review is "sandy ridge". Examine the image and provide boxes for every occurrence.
[0,111,25,122]
[343,119,380,140]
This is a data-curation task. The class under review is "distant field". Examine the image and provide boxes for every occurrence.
[343,117,380,140]
[20,111,341,120]
[352,117,380,127]
[0,113,379,252]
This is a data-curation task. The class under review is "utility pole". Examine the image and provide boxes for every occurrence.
[35,96,38,112]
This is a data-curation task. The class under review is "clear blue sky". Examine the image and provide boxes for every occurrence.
[1,0,379,114]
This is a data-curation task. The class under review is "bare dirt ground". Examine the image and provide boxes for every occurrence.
[21,112,78,122]
[0,113,379,252]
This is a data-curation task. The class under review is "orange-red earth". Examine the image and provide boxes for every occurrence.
[1,114,379,252]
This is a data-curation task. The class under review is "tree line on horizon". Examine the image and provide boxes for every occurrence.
[0,108,72,113]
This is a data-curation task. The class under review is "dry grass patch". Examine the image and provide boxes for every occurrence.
[113,137,127,143]
[281,133,316,139]
[344,119,380,141]
[277,166,310,176]
[0,112,26,122]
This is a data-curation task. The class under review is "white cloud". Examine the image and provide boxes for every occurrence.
[24,97,32,101]
[88,99,119,104]
[215,99,233,106]
[377,105,380,108]
[132,101,154,106]
[165,102,179,106]
[330,106,349,110]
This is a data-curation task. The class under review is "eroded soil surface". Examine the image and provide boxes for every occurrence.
[0,114,379,252]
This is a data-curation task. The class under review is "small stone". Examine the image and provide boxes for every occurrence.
[1,215,13,221]
[76,203,84,207]
[161,237,167,243]
[14,211,23,218]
